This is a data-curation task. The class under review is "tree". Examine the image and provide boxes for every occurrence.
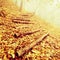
[15,0,30,12]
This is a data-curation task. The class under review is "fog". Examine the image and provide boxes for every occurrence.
[13,0,60,28]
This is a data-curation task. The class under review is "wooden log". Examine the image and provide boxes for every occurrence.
[15,33,49,57]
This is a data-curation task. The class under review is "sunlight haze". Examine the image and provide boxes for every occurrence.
[13,0,60,28]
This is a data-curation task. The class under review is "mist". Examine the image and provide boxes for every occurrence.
[13,0,60,28]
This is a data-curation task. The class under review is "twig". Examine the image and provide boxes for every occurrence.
[13,20,33,24]
[14,30,40,38]
[15,33,49,57]
[12,21,33,24]
[21,12,35,18]
[12,18,30,21]
[12,18,34,24]
[0,10,6,17]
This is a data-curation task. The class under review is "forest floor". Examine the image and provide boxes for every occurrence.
[0,1,60,60]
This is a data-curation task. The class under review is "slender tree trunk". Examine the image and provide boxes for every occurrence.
[19,0,23,12]
[15,0,17,5]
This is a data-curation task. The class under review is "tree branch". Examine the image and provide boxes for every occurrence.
[15,33,49,57]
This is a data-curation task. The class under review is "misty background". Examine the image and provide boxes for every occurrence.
[12,0,60,28]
